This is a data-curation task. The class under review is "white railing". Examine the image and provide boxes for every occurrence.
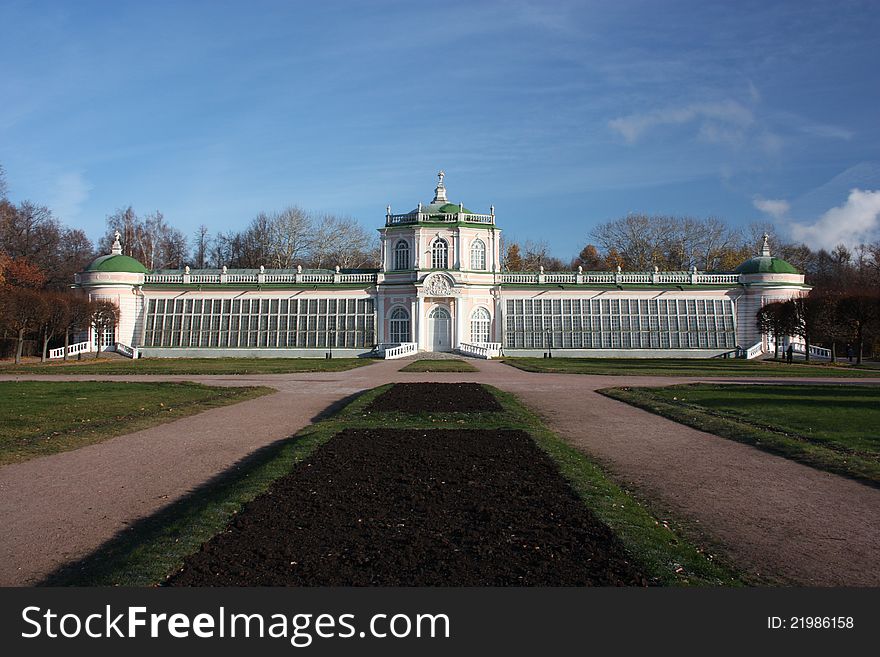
[458,341,502,359]
[144,271,379,285]
[544,274,576,284]
[501,273,539,284]
[115,342,139,359]
[386,212,495,226]
[146,273,184,283]
[696,273,740,284]
[340,273,377,283]
[744,341,766,360]
[48,341,92,359]
[499,270,742,286]
[790,342,832,359]
[382,342,418,359]
[263,273,298,283]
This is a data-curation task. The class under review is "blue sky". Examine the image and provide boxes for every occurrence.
[2,0,879,258]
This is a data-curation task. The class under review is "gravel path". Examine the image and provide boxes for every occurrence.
[0,361,878,586]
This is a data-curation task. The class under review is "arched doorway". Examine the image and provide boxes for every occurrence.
[427,306,451,352]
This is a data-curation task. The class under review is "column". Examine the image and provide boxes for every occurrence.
[411,298,418,344]
[456,297,466,348]
[416,296,424,348]
[495,295,504,344]
[376,294,385,344]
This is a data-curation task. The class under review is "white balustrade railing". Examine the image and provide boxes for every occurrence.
[382,342,418,359]
[190,274,221,283]
[386,212,495,226]
[500,270,742,286]
[147,273,184,283]
[115,342,138,359]
[544,274,576,283]
[144,269,740,287]
[48,341,92,359]
[458,342,489,358]
[790,342,832,359]
[145,271,380,285]
[225,273,257,283]
[744,342,766,360]
[340,273,377,283]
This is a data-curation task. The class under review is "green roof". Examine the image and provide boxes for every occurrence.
[734,256,799,275]
[414,201,473,215]
[85,254,149,274]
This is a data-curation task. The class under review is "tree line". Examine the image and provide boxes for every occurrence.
[500,213,880,360]
[101,206,379,271]
[1,163,381,358]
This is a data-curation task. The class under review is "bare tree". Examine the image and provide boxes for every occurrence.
[192,224,211,268]
[310,214,375,269]
[266,207,313,269]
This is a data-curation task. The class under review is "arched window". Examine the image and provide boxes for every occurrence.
[389,307,410,343]
[393,239,410,270]
[470,239,486,270]
[470,306,491,344]
[431,238,448,270]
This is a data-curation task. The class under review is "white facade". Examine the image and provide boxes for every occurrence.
[74,174,810,358]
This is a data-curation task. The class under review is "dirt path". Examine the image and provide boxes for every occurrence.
[1,361,879,586]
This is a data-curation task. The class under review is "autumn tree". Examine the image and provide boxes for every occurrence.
[503,243,523,271]
[573,244,603,270]
[0,199,94,288]
[0,257,46,288]
[65,295,94,360]
[0,286,48,363]
[39,291,71,362]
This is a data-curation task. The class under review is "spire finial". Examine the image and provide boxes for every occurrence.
[760,233,771,257]
[432,169,448,203]
[111,229,122,255]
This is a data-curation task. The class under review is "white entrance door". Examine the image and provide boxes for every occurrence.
[428,306,451,352]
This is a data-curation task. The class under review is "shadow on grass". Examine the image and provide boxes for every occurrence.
[40,390,366,586]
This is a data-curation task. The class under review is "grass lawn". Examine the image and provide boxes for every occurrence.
[0,381,273,465]
[398,359,478,372]
[601,384,880,486]
[0,357,374,375]
[43,384,740,587]
[504,357,880,378]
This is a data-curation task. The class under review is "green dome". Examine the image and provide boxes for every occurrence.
[417,201,473,215]
[734,256,799,275]
[85,254,149,274]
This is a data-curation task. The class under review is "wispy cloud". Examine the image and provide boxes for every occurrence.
[48,171,92,222]
[753,196,790,219]
[608,100,754,144]
[789,189,880,250]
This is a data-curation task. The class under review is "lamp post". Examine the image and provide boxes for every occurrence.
[545,327,552,359]
[327,327,336,359]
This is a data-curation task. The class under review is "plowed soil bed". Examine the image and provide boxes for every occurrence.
[366,382,502,413]
[168,428,647,586]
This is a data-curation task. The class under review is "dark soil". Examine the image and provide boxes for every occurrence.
[367,382,503,413]
[168,428,648,586]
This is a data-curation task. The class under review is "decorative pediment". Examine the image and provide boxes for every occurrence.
[421,273,456,297]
